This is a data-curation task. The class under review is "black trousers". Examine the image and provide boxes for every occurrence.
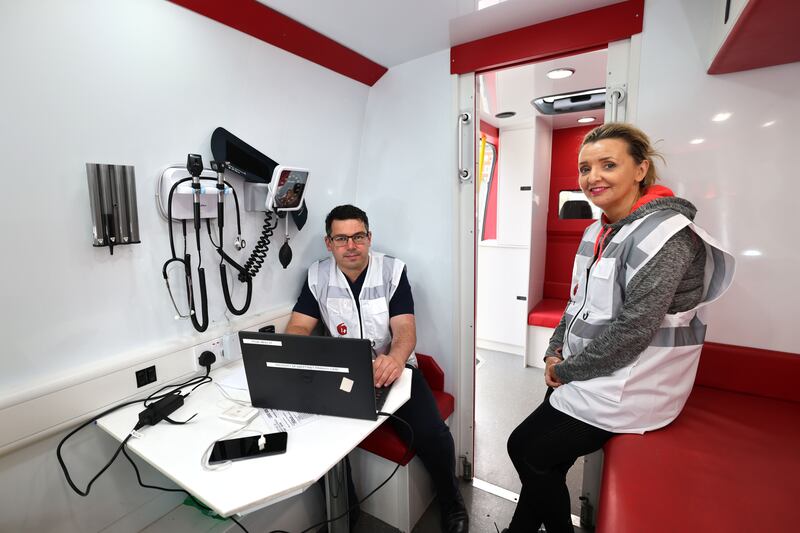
[334,367,459,531]
[390,365,460,507]
[506,388,614,533]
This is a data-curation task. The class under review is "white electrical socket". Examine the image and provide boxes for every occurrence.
[221,332,242,362]
[193,337,223,370]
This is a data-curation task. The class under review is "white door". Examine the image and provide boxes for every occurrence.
[455,72,476,475]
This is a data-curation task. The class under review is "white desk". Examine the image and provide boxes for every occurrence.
[97,362,411,528]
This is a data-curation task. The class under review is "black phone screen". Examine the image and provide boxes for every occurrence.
[209,432,288,463]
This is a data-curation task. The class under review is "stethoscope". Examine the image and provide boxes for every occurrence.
[161,155,252,333]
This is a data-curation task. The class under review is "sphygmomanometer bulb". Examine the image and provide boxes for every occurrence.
[279,240,292,269]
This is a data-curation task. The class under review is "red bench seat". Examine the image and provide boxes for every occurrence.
[597,342,800,533]
[358,353,454,466]
[527,298,568,328]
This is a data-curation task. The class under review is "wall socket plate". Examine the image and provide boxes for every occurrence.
[193,337,223,370]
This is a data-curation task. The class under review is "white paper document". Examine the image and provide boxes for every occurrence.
[260,409,319,433]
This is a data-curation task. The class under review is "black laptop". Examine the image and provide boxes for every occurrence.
[238,332,392,421]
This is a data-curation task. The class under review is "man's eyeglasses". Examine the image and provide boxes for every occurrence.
[328,232,370,247]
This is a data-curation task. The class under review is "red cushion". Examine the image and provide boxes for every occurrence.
[358,390,454,466]
[527,298,568,328]
[416,353,444,392]
[696,342,800,403]
[597,386,800,533]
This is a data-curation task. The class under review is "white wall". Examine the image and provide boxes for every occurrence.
[637,0,800,353]
[0,0,369,393]
[354,49,458,385]
[0,0,369,530]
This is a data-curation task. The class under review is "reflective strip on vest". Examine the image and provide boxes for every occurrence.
[551,210,735,433]
[308,251,417,368]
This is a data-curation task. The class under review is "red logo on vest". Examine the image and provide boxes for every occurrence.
[336,323,348,336]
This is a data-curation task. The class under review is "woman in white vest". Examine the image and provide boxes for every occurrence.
[503,123,734,533]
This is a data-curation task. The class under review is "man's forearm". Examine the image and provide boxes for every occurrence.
[286,324,312,336]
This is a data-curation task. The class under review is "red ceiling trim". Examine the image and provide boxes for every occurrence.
[708,0,800,75]
[450,0,644,75]
[169,0,388,86]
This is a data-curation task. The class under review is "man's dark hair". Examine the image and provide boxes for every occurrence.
[325,204,369,236]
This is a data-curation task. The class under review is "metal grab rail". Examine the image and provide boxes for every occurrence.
[457,112,471,182]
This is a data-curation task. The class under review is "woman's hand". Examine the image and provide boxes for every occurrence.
[544,356,564,388]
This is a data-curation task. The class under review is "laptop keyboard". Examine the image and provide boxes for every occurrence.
[374,384,393,412]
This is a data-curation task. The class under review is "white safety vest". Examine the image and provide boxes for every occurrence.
[307,251,417,367]
[550,209,735,433]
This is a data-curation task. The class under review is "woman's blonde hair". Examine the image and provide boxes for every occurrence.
[581,122,664,189]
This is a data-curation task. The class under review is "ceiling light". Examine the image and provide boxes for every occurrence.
[577,117,596,124]
[712,112,732,122]
[762,120,776,127]
[690,138,705,144]
[495,111,516,119]
[547,68,575,80]
[742,249,762,256]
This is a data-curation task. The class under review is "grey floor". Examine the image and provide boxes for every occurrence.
[352,348,589,533]
[474,349,584,517]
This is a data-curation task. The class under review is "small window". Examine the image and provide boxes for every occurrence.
[558,190,602,219]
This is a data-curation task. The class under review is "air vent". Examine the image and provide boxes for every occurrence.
[532,88,606,115]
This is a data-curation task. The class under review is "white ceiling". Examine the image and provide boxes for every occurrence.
[258,0,625,68]
[479,48,608,131]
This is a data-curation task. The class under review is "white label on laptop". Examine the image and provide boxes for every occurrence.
[266,362,350,373]
[243,339,283,346]
[340,377,354,393]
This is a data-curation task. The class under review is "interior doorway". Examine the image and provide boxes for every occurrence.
[472,48,608,519]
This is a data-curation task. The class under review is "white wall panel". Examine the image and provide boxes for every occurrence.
[354,49,458,386]
[637,0,800,353]
[0,0,369,392]
[497,127,535,245]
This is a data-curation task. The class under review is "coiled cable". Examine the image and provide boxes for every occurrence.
[238,211,278,283]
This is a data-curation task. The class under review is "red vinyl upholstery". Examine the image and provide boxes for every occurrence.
[357,353,455,466]
[597,343,800,533]
[527,298,568,328]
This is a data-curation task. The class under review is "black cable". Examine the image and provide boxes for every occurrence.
[121,443,250,532]
[295,412,414,533]
[239,211,278,283]
[56,370,213,498]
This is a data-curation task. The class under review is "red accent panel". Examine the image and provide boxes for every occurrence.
[538,125,597,302]
[696,342,800,403]
[527,298,567,328]
[709,0,800,75]
[479,122,500,241]
[451,0,644,74]
[598,386,800,533]
[168,0,387,86]
[479,121,499,139]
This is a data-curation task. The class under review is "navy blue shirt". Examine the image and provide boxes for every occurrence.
[293,266,415,320]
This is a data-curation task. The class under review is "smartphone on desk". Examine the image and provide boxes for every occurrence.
[209,432,288,464]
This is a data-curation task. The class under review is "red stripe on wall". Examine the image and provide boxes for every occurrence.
[451,0,644,75]
[169,0,388,86]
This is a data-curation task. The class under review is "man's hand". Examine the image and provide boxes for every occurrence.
[544,356,564,388]
[373,354,403,388]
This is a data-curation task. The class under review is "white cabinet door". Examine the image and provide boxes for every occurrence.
[476,244,529,352]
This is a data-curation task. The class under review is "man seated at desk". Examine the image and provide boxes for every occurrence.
[286,204,468,533]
